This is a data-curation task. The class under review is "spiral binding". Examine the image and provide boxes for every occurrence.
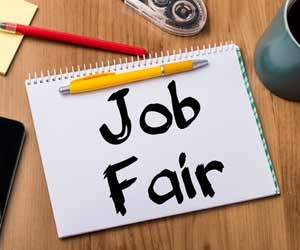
[26,41,235,85]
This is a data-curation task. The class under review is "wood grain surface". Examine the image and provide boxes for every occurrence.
[0,0,299,249]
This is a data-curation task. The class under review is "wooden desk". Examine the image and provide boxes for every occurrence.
[0,0,299,249]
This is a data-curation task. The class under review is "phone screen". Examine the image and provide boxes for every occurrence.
[0,117,25,228]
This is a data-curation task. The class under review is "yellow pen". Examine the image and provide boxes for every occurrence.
[59,59,208,95]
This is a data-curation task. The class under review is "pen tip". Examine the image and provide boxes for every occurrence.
[0,22,6,29]
[193,59,209,69]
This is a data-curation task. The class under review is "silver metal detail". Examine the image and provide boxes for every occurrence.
[59,86,70,95]
[160,65,165,76]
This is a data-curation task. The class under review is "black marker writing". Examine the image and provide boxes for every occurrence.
[100,82,224,216]
[140,104,173,134]
[168,81,201,129]
[148,169,184,204]
[179,152,196,199]
[103,156,138,215]
[100,88,131,145]
[195,161,224,197]
[148,153,224,205]
[99,81,201,144]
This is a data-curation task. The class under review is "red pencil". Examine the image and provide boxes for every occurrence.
[0,22,147,56]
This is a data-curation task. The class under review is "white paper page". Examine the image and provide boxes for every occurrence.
[25,44,278,238]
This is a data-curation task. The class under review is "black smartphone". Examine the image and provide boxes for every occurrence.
[0,117,25,230]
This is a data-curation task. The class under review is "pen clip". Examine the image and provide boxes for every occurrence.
[71,72,116,83]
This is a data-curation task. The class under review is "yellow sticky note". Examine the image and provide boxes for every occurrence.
[0,0,38,75]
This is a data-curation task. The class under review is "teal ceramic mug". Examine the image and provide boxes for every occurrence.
[254,0,300,101]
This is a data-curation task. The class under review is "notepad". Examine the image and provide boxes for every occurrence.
[25,43,279,238]
[0,0,38,75]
